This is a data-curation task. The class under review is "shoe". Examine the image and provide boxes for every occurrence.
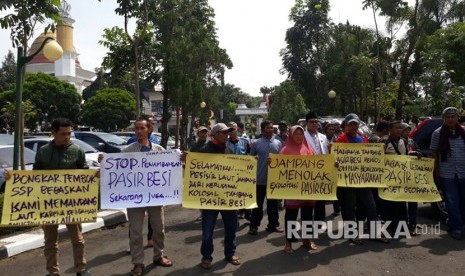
[153,256,173,267]
[450,231,462,240]
[266,226,284,233]
[333,212,340,216]
[302,239,318,250]
[248,227,258,235]
[130,264,144,276]
[195,216,202,222]
[284,241,294,254]
[350,238,364,245]
[125,248,131,254]
[200,258,212,269]
[146,239,153,248]
[225,256,241,265]
[76,270,92,276]
[46,274,60,276]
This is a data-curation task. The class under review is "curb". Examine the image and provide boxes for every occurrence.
[0,209,127,260]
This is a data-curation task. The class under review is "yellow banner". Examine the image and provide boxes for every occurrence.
[1,170,99,227]
[379,156,441,202]
[267,154,337,200]
[332,143,386,188]
[182,153,258,210]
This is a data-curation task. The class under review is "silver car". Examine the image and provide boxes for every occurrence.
[0,145,36,192]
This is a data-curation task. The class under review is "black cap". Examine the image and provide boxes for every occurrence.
[306,111,318,121]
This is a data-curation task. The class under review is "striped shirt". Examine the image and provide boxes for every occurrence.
[430,126,465,179]
[250,137,282,185]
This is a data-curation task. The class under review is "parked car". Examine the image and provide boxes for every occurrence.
[73,131,127,153]
[24,137,100,168]
[0,134,14,145]
[0,145,36,193]
[409,117,447,219]
[112,131,177,149]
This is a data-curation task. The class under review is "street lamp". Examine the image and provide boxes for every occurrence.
[200,101,206,109]
[13,37,63,169]
[328,90,336,115]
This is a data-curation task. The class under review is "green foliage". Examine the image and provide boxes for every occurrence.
[0,0,61,48]
[0,73,81,130]
[81,88,136,132]
[268,80,308,124]
[0,50,16,92]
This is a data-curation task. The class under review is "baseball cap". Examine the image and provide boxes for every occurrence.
[211,123,234,136]
[401,123,411,130]
[375,121,389,132]
[344,113,360,124]
[442,107,459,117]
[198,126,208,132]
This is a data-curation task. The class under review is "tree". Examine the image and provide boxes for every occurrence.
[81,88,136,132]
[0,50,16,92]
[268,80,308,124]
[0,72,82,130]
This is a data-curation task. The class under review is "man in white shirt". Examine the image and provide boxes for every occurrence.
[304,112,329,226]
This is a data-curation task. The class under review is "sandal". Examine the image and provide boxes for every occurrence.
[284,242,294,254]
[302,240,318,250]
[153,256,173,267]
[130,263,144,276]
[350,238,364,245]
[248,227,258,235]
[200,258,212,269]
[225,255,241,265]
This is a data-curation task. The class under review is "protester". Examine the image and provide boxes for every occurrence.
[190,126,209,152]
[127,116,159,144]
[281,125,318,253]
[431,107,465,240]
[275,121,289,146]
[236,121,251,143]
[400,122,420,234]
[123,116,172,276]
[336,113,388,244]
[4,118,92,276]
[369,120,389,143]
[303,112,329,229]
[249,120,283,235]
[226,122,252,221]
[384,120,409,234]
[190,126,209,222]
[198,123,241,269]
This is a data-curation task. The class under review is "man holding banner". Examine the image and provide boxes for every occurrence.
[198,123,241,269]
[249,120,283,235]
[122,117,173,276]
[15,118,92,276]
[336,113,388,245]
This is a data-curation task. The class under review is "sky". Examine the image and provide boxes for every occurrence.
[0,0,386,97]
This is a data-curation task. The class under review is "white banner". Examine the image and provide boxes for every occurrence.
[100,150,183,209]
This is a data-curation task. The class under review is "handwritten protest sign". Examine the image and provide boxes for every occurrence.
[379,155,441,202]
[267,154,337,200]
[100,150,183,209]
[332,143,386,188]
[1,170,98,226]
[183,153,257,210]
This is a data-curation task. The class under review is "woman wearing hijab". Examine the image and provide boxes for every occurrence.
[280,125,318,253]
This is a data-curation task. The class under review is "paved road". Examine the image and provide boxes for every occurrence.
[1,203,465,275]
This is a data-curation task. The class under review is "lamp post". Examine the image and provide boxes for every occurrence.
[13,37,63,169]
[328,89,336,115]
[200,101,206,109]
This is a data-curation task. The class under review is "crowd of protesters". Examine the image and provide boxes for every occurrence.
[3,106,465,276]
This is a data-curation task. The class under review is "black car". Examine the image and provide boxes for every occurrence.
[73,131,127,153]
[409,117,447,218]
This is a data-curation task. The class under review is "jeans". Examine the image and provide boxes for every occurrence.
[250,185,280,229]
[284,207,313,242]
[441,176,465,233]
[201,209,238,261]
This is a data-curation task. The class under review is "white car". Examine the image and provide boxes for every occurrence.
[0,145,36,192]
[24,137,100,169]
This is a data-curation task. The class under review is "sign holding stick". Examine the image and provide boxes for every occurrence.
[1,170,99,226]
[100,150,183,209]
[332,143,386,188]
[183,152,258,210]
[267,153,337,200]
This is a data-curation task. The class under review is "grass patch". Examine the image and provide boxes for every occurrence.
[0,193,34,237]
